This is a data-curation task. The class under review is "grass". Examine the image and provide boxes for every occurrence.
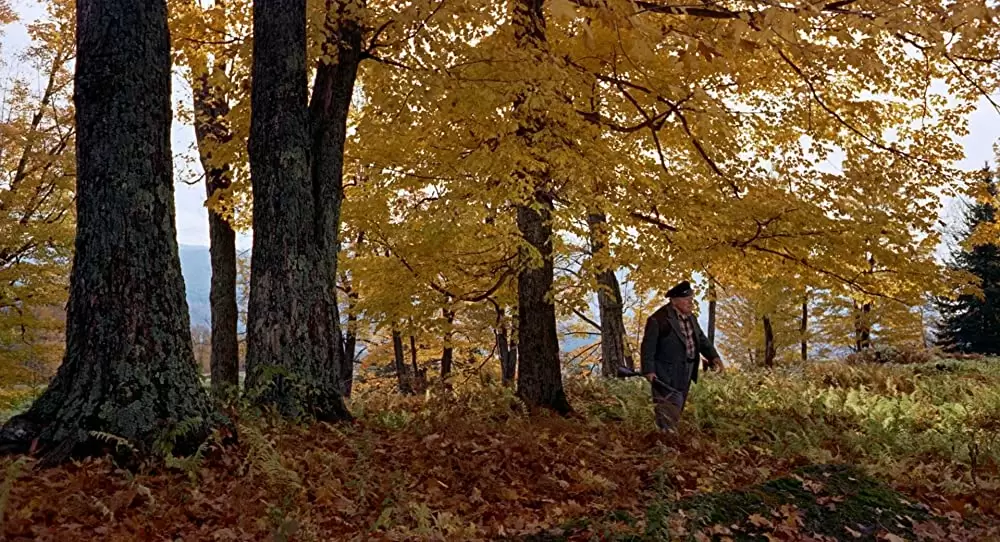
[0,358,998,541]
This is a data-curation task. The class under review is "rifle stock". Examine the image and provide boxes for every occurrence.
[615,366,671,392]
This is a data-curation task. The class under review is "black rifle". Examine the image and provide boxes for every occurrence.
[616,366,672,393]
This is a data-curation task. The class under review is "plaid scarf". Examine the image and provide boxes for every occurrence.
[676,310,696,360]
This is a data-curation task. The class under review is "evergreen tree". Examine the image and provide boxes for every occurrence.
[937,169,1000,355]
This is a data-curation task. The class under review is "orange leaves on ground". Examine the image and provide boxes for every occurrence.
[3,371,1000,540]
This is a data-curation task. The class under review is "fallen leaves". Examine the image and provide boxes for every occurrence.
[2,366,999,541]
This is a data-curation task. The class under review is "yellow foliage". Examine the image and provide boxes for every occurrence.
[162,0,998,363]
[0,0,75,386]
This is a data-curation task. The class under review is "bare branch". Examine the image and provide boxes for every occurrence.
[628,210,678,233]
[570,0,864,20]
[571,307,602,332]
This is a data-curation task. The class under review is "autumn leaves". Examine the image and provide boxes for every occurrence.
[1,0,997,461]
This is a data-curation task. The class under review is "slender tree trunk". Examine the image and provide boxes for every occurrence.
[707,278,717,344]
[244,0,349,421]
[0,0,223,463]
[338,231,365,397]
[861,302,872,349]
[763,315,776,368]
[441,306,455,379]
[507,341,519,384]
[919,303,930,350]
[341,277,359,397]
[495,307,518,386]
[853,301,872,351]
[512,0,570,415]
[587,211,628,377]
[192,66,239,394]
[392,330,413,395]
[307,0,365,397]
[409,335,420,375]
[800,295,808,362]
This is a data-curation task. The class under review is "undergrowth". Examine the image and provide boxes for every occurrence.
[0,359,997,541]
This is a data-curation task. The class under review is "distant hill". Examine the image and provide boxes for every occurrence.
[178,245,212,328]
[176,244,650,355]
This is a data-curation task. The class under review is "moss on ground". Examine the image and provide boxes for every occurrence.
[519,464,935,541]
[669,463,929,541]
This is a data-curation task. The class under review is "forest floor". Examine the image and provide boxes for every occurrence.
[1,359,999,541]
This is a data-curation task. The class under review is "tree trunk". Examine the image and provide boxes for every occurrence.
[516,194,569,413]
[192,66,239,394]
[495,309,518,386]
[408,335,417,372]
[441,307,455,380]
[707,278,717,344]
[800,295,808,363]
[307,0,365,398]
[763,315,776,368]
[244,0,349,421]
[587,212,628,376]
[392,330,413,395]
[341,276,359,397]
[0,0,223,464]
[853,301,872,351]
[342,315,357,397]
[512,0,570,415]
[861,303,872,349]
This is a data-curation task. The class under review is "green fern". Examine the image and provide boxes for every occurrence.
[88,430,137,454]
[0,457,27,527]
[240,423,302,499]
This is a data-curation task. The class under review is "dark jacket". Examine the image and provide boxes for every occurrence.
[640,304,719,390]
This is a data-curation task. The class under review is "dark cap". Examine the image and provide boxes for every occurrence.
[666,281,694,298]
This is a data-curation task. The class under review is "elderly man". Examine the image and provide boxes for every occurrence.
[640,281,724,432]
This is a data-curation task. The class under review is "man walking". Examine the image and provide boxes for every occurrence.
[640,281,724,432]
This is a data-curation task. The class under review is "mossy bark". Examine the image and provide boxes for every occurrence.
[244,0,350,421]
[0,0,224,465]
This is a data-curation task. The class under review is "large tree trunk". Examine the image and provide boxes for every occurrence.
[244,0,349,421]
[587,211,629,376]
[192,65,239,394]
[800,295,808,362]
[512,0,570,415]
[0,0,223,464]
[392,330,413,395]
[516,193,569,413]
[762,315,776,368]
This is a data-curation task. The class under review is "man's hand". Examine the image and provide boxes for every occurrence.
[645,372,656,383]
[710,358,725,372]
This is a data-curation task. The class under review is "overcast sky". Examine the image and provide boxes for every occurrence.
[4,0,998,253]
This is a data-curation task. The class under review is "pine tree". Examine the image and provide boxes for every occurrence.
[937,170,1000,355]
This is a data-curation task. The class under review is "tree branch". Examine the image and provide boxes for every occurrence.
[571,307,602,332]
[628,210,678,233]
[570,0,864,20]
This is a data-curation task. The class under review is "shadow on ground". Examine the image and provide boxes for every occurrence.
[518,464,945,541]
